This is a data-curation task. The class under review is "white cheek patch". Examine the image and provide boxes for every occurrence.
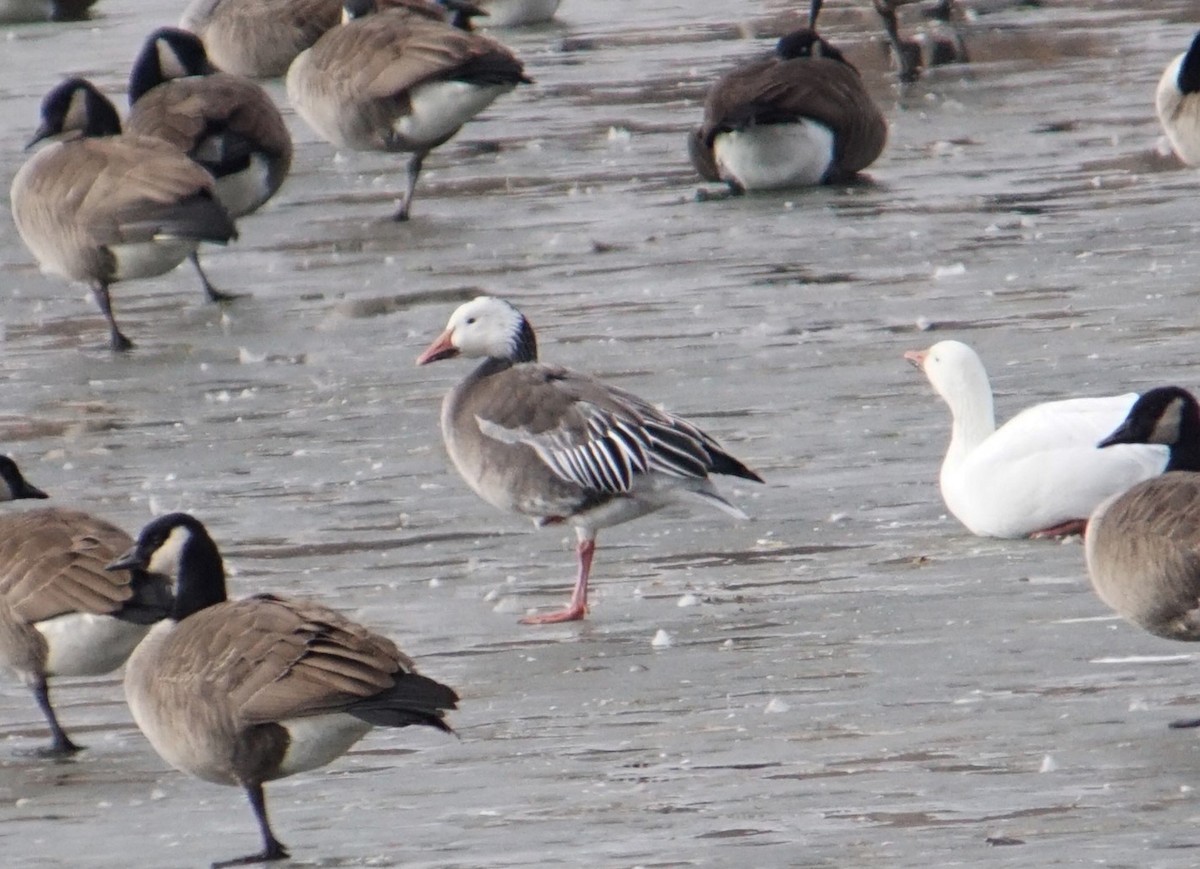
[148,525,191,576]
[1150,397,1184,445]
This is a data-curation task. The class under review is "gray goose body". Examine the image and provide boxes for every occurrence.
[418,296,762,623]
[127,28,293,301]
[180,0,344,78]
[0,462,172,755]
[287,4,529,220]
[10,78,237,351]
[689,14,887,191]
[1085,386,1200,727]
[113,513,457,866]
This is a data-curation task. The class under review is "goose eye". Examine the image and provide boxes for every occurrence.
[465,317,477,325]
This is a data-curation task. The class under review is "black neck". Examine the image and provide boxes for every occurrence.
[173,529,228,620]
[513,318,538,363]
[1166,437,1200,472]
[1181,33,1200,95]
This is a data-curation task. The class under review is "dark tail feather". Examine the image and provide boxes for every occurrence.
[349,671,459,733]
[709,450,763,483]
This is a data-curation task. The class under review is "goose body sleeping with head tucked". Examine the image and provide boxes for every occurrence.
[0,457,173,756]
[1156,31,1200,167]
[688,0,887,192]
[417,296,762,624]
[1086,387,1200,727]
[110,512,458,866]
[905,340,1166,538]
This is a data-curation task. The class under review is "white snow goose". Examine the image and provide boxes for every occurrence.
[1086,386,1200,727]
[416,296,763,624]
[109,512,458,866]
[1156,30,1200,166]
[905,339,1166,538]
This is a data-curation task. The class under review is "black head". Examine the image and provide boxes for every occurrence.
[29,78,121,148]
[1179,31,1200,96]
[1099,386,1200,472]
[107,512,227,619]
[441,0,487,30]
[343,0,377,21]
[0,456,49,501]
[775,29,848,66]
[129,27,215,104]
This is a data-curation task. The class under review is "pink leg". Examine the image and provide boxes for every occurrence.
[520,534,596,625]
[1028,518,1088,539]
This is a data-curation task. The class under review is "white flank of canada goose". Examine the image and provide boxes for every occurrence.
[1156,31,1200,166]
[10,78,237,352]
[126,27,293,301]
[1086,386,1200,728]
[905,340,1167,538]
[689,0,887,192]
[0,0,96,23]
[0,458,172,756]
[110,512,457,866]
[416,296,763,624]
[287,0,530,220]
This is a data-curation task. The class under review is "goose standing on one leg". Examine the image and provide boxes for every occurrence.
[1156,31,1200,166]
[688,0,887,193]
[0,459,173,756]
[287,0,531,220]
[109,512,458,865]
[905,340,1166,538]
[10,78,237,351]
[126,27,293,302]
[1086,387,1200,728]
[416,296,763,624]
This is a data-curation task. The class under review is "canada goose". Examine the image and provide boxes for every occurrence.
[127,27,293,301]
[688,0,887,192]
[109,513,458,865]
[287,1,531,220]
[474,0,559,27]
[178,0,477,78]
[416,296,762,624]
[905,340,1166,538]
[872,0,967,83]
[0,0,96,22]
[1156,31,1200,166]
[1085,387,1200,727]
[10,78,237,352]
[0,464,174,756]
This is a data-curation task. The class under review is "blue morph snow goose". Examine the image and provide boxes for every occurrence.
[417,296,762,624]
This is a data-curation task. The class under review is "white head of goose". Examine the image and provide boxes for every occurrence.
[11,78,237,352]
[126,27,293,304]
[905,339,1166,538]
[286,0,531,220]
[417,296,763,624]
[1156,31,1200,167]
[108,513,458,865]
[688,0,887,193]
[1085,387,1200,728]
[0,458,174,756]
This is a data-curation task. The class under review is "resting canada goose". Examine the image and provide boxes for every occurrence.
[688,0,887,192]
[1156,31,1200,166]
[474,0,559,27]
[287,1,531,220]
[0,464,174,756]
[905,340,1166,538]
[10,78,237,351]
[127,27,293,301]
[416,296,763,624]
[1086,387,1200,727]
[0,0,96,21]
[109,513,458,865]
[179,0,477,78]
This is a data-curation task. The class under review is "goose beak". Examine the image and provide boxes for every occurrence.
[16,480,49,500]
[106,547,146,572]
[416,330,459,365]
[1097,422,1132,450]
[25,124,53,151]
[903,349,927,370]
